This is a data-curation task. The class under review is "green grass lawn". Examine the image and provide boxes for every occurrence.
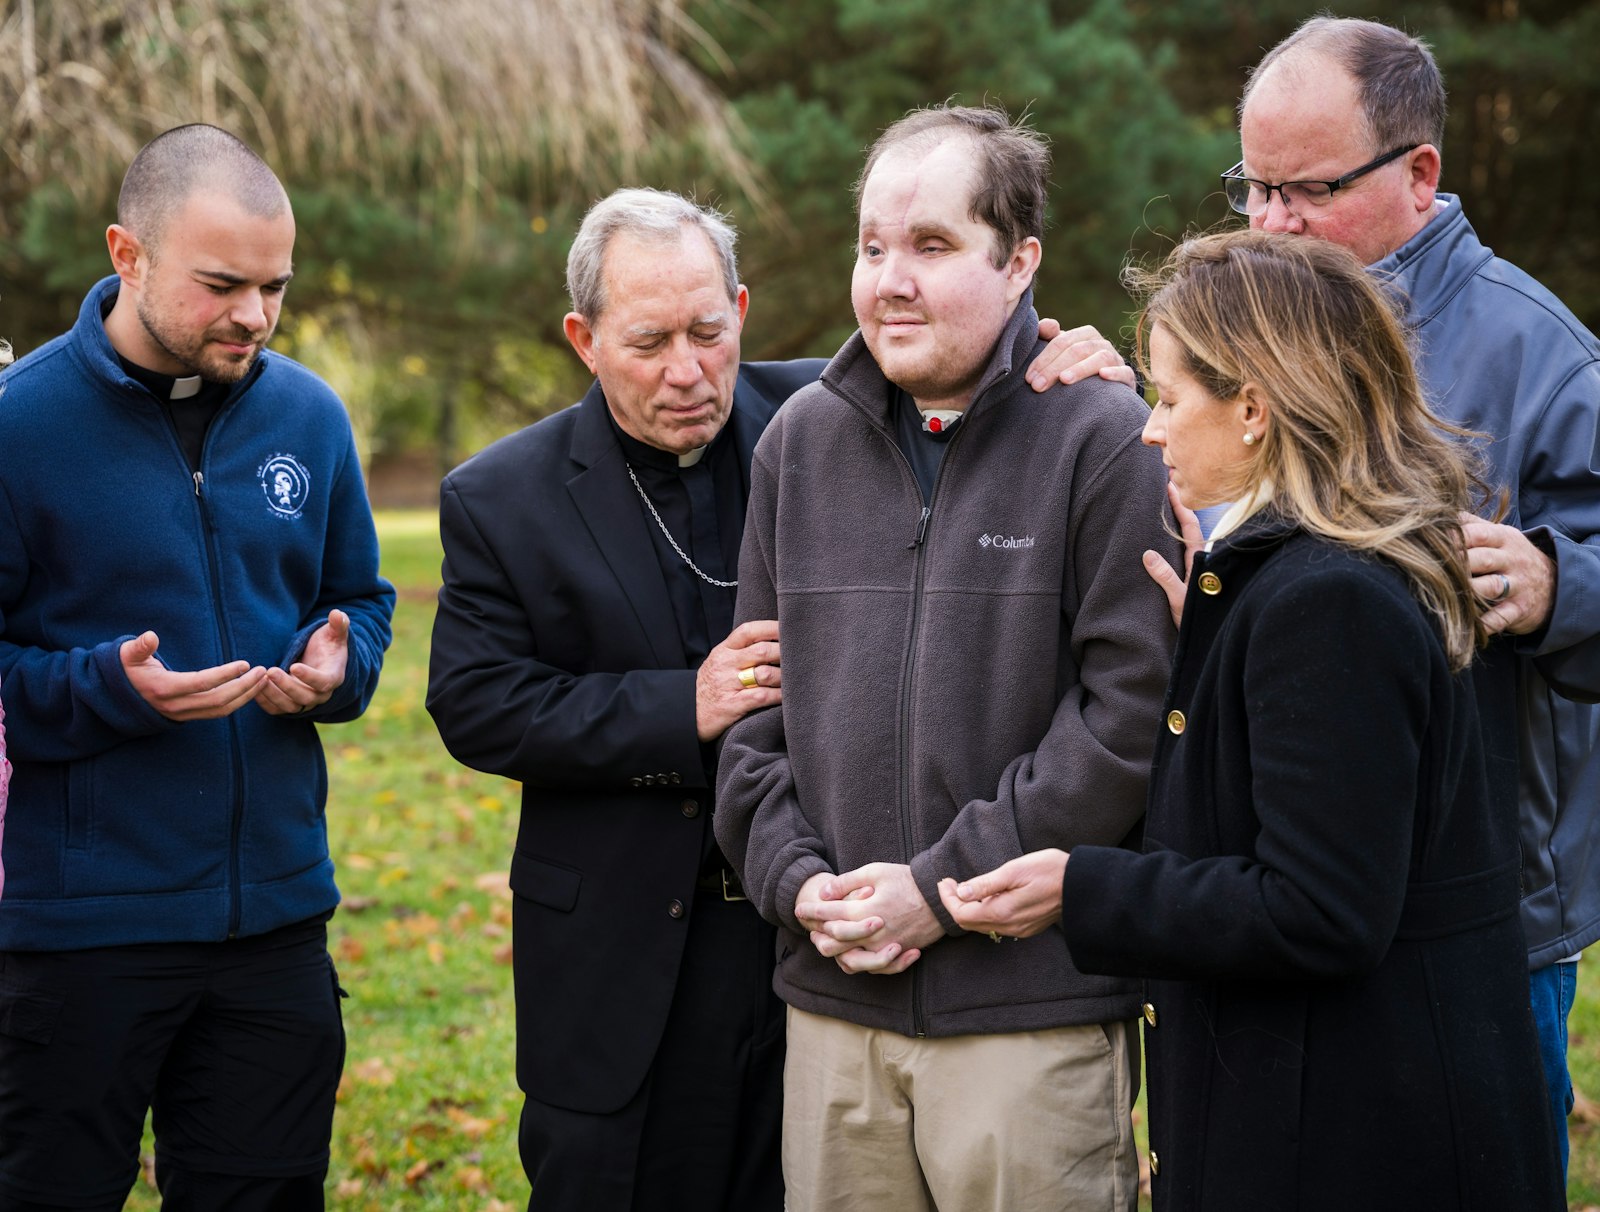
[127,509,1600,1209]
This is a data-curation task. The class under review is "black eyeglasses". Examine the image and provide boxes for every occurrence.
[1221,146,1417,216]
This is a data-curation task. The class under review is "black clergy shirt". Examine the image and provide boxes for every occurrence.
[610,413,748,871]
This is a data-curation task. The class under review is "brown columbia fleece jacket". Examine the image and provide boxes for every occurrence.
[715,295,1179,1038]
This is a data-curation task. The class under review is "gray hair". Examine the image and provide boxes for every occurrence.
[565,187,740,322]
[118,124,289,251]
[1243,17,1447,154]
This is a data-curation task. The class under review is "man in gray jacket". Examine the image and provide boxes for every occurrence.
[1141,16,1600,1178]
[716,105,1176,1211]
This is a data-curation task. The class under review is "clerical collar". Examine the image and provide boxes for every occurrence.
[116,354,209,402]
[609,411,727,473]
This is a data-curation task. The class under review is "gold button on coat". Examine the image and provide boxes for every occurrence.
[1198,571,1222,595]
[1142,1002,1158,1027]
[1149,1150,1160,1176]
[1166,710,1186,735]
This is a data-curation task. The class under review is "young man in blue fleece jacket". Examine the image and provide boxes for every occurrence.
[0,124,393,1211]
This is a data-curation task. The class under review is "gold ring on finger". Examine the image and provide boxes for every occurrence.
[737,666,759,690]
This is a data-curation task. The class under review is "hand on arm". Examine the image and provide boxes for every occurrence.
[797,863,941,975]
[696,619,782,741]
[1461,514,1557,636]
[259,610,351,715]
[119,631,267,721]
[1143,480,1203,628]
[937,849,1068,939]
[1029,319,1137,391]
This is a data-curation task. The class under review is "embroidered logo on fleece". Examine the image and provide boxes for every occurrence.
[978,533,1035,549]
[258,453,311,518]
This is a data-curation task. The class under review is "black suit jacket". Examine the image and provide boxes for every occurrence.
[426,360,824,1113]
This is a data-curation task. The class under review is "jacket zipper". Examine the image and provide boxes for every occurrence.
[192,468,248,938]
[890,416,977,1039]
[829,364,1007,1039]
[157,394,248,941]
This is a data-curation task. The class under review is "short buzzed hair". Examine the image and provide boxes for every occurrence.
[855,104,1050,269]
[117,124,290,250]
[566,188,740,324]
[1243,17,1447,154]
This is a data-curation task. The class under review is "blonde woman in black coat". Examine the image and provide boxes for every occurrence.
[940,230,1563,1210]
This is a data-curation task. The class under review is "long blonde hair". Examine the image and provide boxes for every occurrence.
[1130,229,1487,669]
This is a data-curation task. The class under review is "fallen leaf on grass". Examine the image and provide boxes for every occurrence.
[334,1177,364,1197]
[1571,1084,1599,1124]
[350,1057,396,1087]
[404,1159,435,1186]
[140,1152,157,1189]
[493,941,515,965]
[427,939,447,966]
[335,936,367,964]
[445,1106,499,1139]
[474,871,512,898]
[351,1138,384,1177]
[344,853,376,870]
[341,895,380,913]
[456,1165,491,1194]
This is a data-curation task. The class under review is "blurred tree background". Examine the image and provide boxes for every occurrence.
[3,0,1596,488]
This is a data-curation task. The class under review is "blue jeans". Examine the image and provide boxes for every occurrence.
[1529,960,1578,1180]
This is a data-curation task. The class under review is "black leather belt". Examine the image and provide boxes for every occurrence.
[695,867,748,902]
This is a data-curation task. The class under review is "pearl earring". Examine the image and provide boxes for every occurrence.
[1243,432,1257,446]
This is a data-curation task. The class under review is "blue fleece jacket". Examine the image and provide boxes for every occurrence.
[0,276,394,949]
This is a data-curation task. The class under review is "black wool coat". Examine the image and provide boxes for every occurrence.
[1062,519,1563,1211]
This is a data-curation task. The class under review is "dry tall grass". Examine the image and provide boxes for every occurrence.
[0,0,762,235]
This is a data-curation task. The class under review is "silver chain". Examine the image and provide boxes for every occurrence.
[625,463,738,589]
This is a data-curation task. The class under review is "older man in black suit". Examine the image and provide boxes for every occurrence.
[426,186,1131,1211]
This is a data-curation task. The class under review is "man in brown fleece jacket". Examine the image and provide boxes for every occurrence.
[715,105,1178,1212]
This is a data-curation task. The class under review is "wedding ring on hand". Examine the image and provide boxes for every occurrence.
[1488,573,1512,605]
[737,666,760,690]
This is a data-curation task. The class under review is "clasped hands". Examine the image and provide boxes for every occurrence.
[796,848,1071,974]
[795,865,940,976]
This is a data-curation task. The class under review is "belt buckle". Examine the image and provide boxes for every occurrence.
[721,869,748,902]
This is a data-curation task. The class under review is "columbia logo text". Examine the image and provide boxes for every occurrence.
[979,533,1035,549]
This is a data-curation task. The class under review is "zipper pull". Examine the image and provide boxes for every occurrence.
[908,505,931,548]
[193,471,204,497]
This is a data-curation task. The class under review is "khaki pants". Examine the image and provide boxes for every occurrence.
[782,1007,1139,1212]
